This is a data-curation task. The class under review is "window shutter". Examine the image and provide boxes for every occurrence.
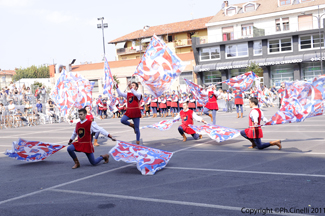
[222,26,234,33]
[298,15,313,31]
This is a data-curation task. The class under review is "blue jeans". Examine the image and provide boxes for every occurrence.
[121,115,140,141]
[236,104,243,113]
[203,107,216,125]
[99,110,107,117]
[240,130,270,150]
[171,107,177,113]
[67,145,103,165]
[178,126,200,140]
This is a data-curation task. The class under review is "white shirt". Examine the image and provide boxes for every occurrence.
[117,88,142,100]
[8,104,15,111]
[173,109,203,122]
[202,89,220,97]
[70,119,109,140]
[250,106,268,123]
[145,97,151,104]
[224,93,234,100]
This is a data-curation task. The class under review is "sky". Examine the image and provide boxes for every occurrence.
[0,0,247,70]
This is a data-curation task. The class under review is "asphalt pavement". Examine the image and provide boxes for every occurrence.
[1,107,325,216]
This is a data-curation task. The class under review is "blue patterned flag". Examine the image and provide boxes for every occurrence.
[184,78,208,106]
[189,124,241,142]
[265,75,325,125]
[140,119,179,131]
[134,35,186,97]
[4,139,66,162]
[103,57,117,108]
[222,71,256,92]
[109,140,173,175]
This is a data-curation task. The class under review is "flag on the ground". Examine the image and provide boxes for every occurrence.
[140,119,179,131]
[189,124,241,142]
[134,34,186,97]
[103,57,117,108]
[222,71,256,92]
[184,78,208,105]
[4,139,66,162]
[109,140,173,175]
[265,76,325,125]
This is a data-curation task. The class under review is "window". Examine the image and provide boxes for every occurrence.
[204,71,222,87]
[227,7,236,16]
[282,18,289,31]
[89,80,99,92]
[280,0,291,5]
[222,26,234,41]
[254,41,262,55]
[242,23,253,36]
[167,35,174,42]
[226,43,248,58]
[271,65,294,87]
[298,15,313,31]
[303,62,324,80]
[230,69,246,78]
[200,47,220,61]
[276,18,289,32]
[245,4,255,12]
[301,0,312,2]
[269,38,292,53]
[275,19,281,32]
[300,34,324,49]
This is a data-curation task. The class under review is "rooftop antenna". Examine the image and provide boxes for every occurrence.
[189,0,195,20]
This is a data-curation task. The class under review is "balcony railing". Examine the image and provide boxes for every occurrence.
[174,39,192,47]
[116,46,146,55]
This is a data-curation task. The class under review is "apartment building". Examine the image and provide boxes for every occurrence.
[192,0,325,88]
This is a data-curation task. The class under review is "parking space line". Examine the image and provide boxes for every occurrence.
[48,188,308,216]
[166,167,325,178]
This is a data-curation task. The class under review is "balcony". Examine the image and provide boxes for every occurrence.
[174,39,192,48]
[116,46,147,56]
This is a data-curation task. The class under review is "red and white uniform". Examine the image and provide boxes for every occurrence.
[99,101,107,111]
[86,114,94,122]
[204,90,219,110]
[244,107,268,139]
[167,95,172,107]
[140,99,145,110]
[159,97,167,109]
[174,109,203,134]
[117,88,142,118]
[171,95,178,108]
[234,90,243,105]
[150,97,158,107]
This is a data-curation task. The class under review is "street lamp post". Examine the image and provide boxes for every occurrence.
[315,5,325,74]
[97,17,108,58]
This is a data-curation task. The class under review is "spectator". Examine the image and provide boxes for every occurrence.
[35,86,40,100]
[8,99,16,113]
[40,86,46,103]
[36,100,43,113]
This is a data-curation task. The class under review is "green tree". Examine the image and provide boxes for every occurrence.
[113,74,120,90]
[13,65,50,81]
[246,62,263,77]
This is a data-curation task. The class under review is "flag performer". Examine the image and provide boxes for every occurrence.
[171,90,179,117]
[240,97,282,150]
[202,85,221,125]
[173,101,207,142]
[85,105,100,147]
[234,89,244,118]
[67,108,116,169]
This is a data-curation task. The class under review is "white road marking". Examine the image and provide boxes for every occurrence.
[166,167,325,178]
[47,188,307,216]
[185,149,325,155]
[0,142,202,205]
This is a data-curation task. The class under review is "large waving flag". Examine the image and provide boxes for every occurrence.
[4,139,66,162]
[140,119,179,131]
[134,34,186,97]
[103,57,117,108]
[50,69,78,115]
[222,71,256,92]
[51,70,94,115]
[184,78,208,105]
[109,141,173,175]
[265,76,325,125]
[255,79,268,105]
[189,124,241,142]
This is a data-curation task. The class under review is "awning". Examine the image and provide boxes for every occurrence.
[216,62,233,70]
[141,38,151,43]
[249,58,265,65]
[232,60,249,68]
[194,64,217,72]
[116,42,126,49]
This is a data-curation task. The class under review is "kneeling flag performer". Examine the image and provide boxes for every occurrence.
[241,97,281,150]
[67,108,116,169]
[173,101,207,142]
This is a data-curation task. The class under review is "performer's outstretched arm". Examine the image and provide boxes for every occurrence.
[116,87,127,98]
[193,112,207,124]
[91,121,116,141]
[173,113,180,121]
